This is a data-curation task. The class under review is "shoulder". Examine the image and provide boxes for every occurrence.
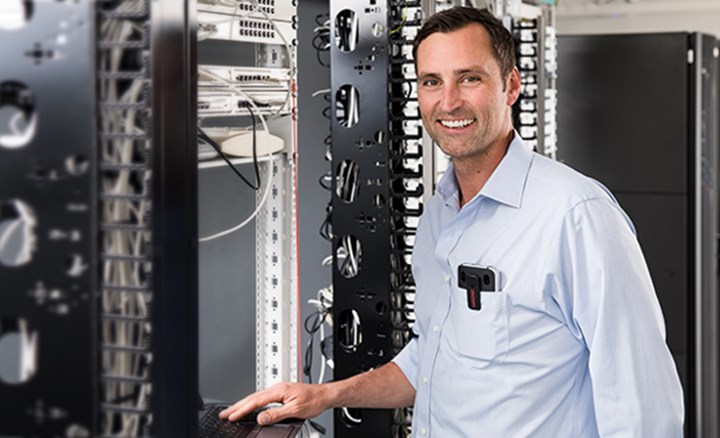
[526,153,617,212]
[529,154,638,241]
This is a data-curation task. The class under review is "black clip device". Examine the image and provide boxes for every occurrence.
[458,264,498,311]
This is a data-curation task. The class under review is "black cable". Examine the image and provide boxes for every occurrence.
[196,105,261,190]
[319,205,332,242]
[315,13,329,27]
[316,48,330,68]
[245,105,261,188]
[312,13,330,69]
[322,105,331,120]
[303,309,329,384]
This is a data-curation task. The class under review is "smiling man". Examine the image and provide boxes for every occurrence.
[219,7,684,436]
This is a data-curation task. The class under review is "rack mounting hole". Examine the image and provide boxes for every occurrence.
[373,194,385,208]
[336,234,362,278]
[371,22,384,38]
[0,81,37,150]
[335,84,359,128]
[0,1,33,31]
[0,318,38,385]
[338,309,363,352]
[65,155,89,176]
[336,160,360,203]
[65,254,88,277]
[0,199,37,267]
[375,130,385,144]
[334,10,358,52]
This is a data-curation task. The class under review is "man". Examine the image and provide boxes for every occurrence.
[220,7,684,436]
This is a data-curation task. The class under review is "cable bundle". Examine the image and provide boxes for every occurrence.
[97,1,154,436]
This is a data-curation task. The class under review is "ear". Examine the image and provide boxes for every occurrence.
[505,67,521,106]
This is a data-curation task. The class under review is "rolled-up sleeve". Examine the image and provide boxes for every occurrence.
[392,335,419,390]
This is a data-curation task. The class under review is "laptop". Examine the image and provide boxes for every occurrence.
[198,403,304,438]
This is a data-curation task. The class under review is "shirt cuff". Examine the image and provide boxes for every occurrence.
[392,337,418,390]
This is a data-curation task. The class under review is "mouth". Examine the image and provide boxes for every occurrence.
[437,118,476,129]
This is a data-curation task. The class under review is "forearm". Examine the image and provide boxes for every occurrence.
[323,362,416,409]
[220,361,415,424]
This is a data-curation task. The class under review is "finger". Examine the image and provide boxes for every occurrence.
[219,395,262,420]
[256,404,295,426]
[222,388,284,421]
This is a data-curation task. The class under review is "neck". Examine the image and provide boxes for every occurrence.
[454,130,514,207]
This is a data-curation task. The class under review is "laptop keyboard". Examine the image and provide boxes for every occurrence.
[198,405,301,438]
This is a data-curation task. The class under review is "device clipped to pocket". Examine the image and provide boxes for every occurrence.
[458,264,499,311]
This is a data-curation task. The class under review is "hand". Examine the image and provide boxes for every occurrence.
[219,382,330,426]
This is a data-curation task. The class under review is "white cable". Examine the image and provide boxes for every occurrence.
[311,88,331,98]
[318,321,327,384]
[342,407,362,424]
[19,319,37,381]
[198,158,273,242]
[198,68,278,243]
[99,3,153,432]
[247,0,294,120]
[198,0,294,119]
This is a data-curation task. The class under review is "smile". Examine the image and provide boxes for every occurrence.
[439,118,475,128]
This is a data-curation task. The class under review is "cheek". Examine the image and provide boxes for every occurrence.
[417,95,432,115]
[418,102,435,125]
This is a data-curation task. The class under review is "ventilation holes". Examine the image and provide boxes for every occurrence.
[371,22,384,38]
[338,309,362,352]
[335,10,358,52]
[0,0,33,31]
[336,84,359,128]
[65,155,89,176]
[336,160,359,203]
[336,235,361,279]
[0,318,38,385]
[373,194,385,208]
[0,81,37,150]
[0,199,37,267]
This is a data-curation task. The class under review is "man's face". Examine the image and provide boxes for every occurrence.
[416,24,520,161]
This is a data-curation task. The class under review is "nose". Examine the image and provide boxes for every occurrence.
[439,82,462,114]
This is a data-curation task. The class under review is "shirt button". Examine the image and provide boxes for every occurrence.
[432,325,439,333]
[443,275,450,283]
[422,376,429,384]
[420,427,428,436]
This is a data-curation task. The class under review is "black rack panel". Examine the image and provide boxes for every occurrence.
[0,1,98,435]
[330,1,395,436]
[330,1,422,436]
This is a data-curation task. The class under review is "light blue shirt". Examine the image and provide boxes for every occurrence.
[393,133,684,437]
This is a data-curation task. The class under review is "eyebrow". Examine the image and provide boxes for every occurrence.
[417,65,491,81]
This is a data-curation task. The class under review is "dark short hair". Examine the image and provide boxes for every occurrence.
[412,7,516,79]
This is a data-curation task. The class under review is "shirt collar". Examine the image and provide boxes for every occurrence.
[436,132,534,210]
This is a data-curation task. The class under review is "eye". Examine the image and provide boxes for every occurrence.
[421,78,439,87]
[462,76,481,84]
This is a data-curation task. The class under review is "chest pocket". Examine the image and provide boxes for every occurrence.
[446,289,510,368]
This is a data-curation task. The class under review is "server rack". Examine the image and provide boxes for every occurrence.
[0,0,199,435]
[329,0,424,436]
[557,32,719,438]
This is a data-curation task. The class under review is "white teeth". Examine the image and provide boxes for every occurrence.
[439,119,474,128]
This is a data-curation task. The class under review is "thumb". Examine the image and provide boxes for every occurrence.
[257,405,291,426]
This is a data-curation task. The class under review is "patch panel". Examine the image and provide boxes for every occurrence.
[198,0,295,23]
[198,10,295,45]
[199,65,292,90]
[197,91,291,117]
